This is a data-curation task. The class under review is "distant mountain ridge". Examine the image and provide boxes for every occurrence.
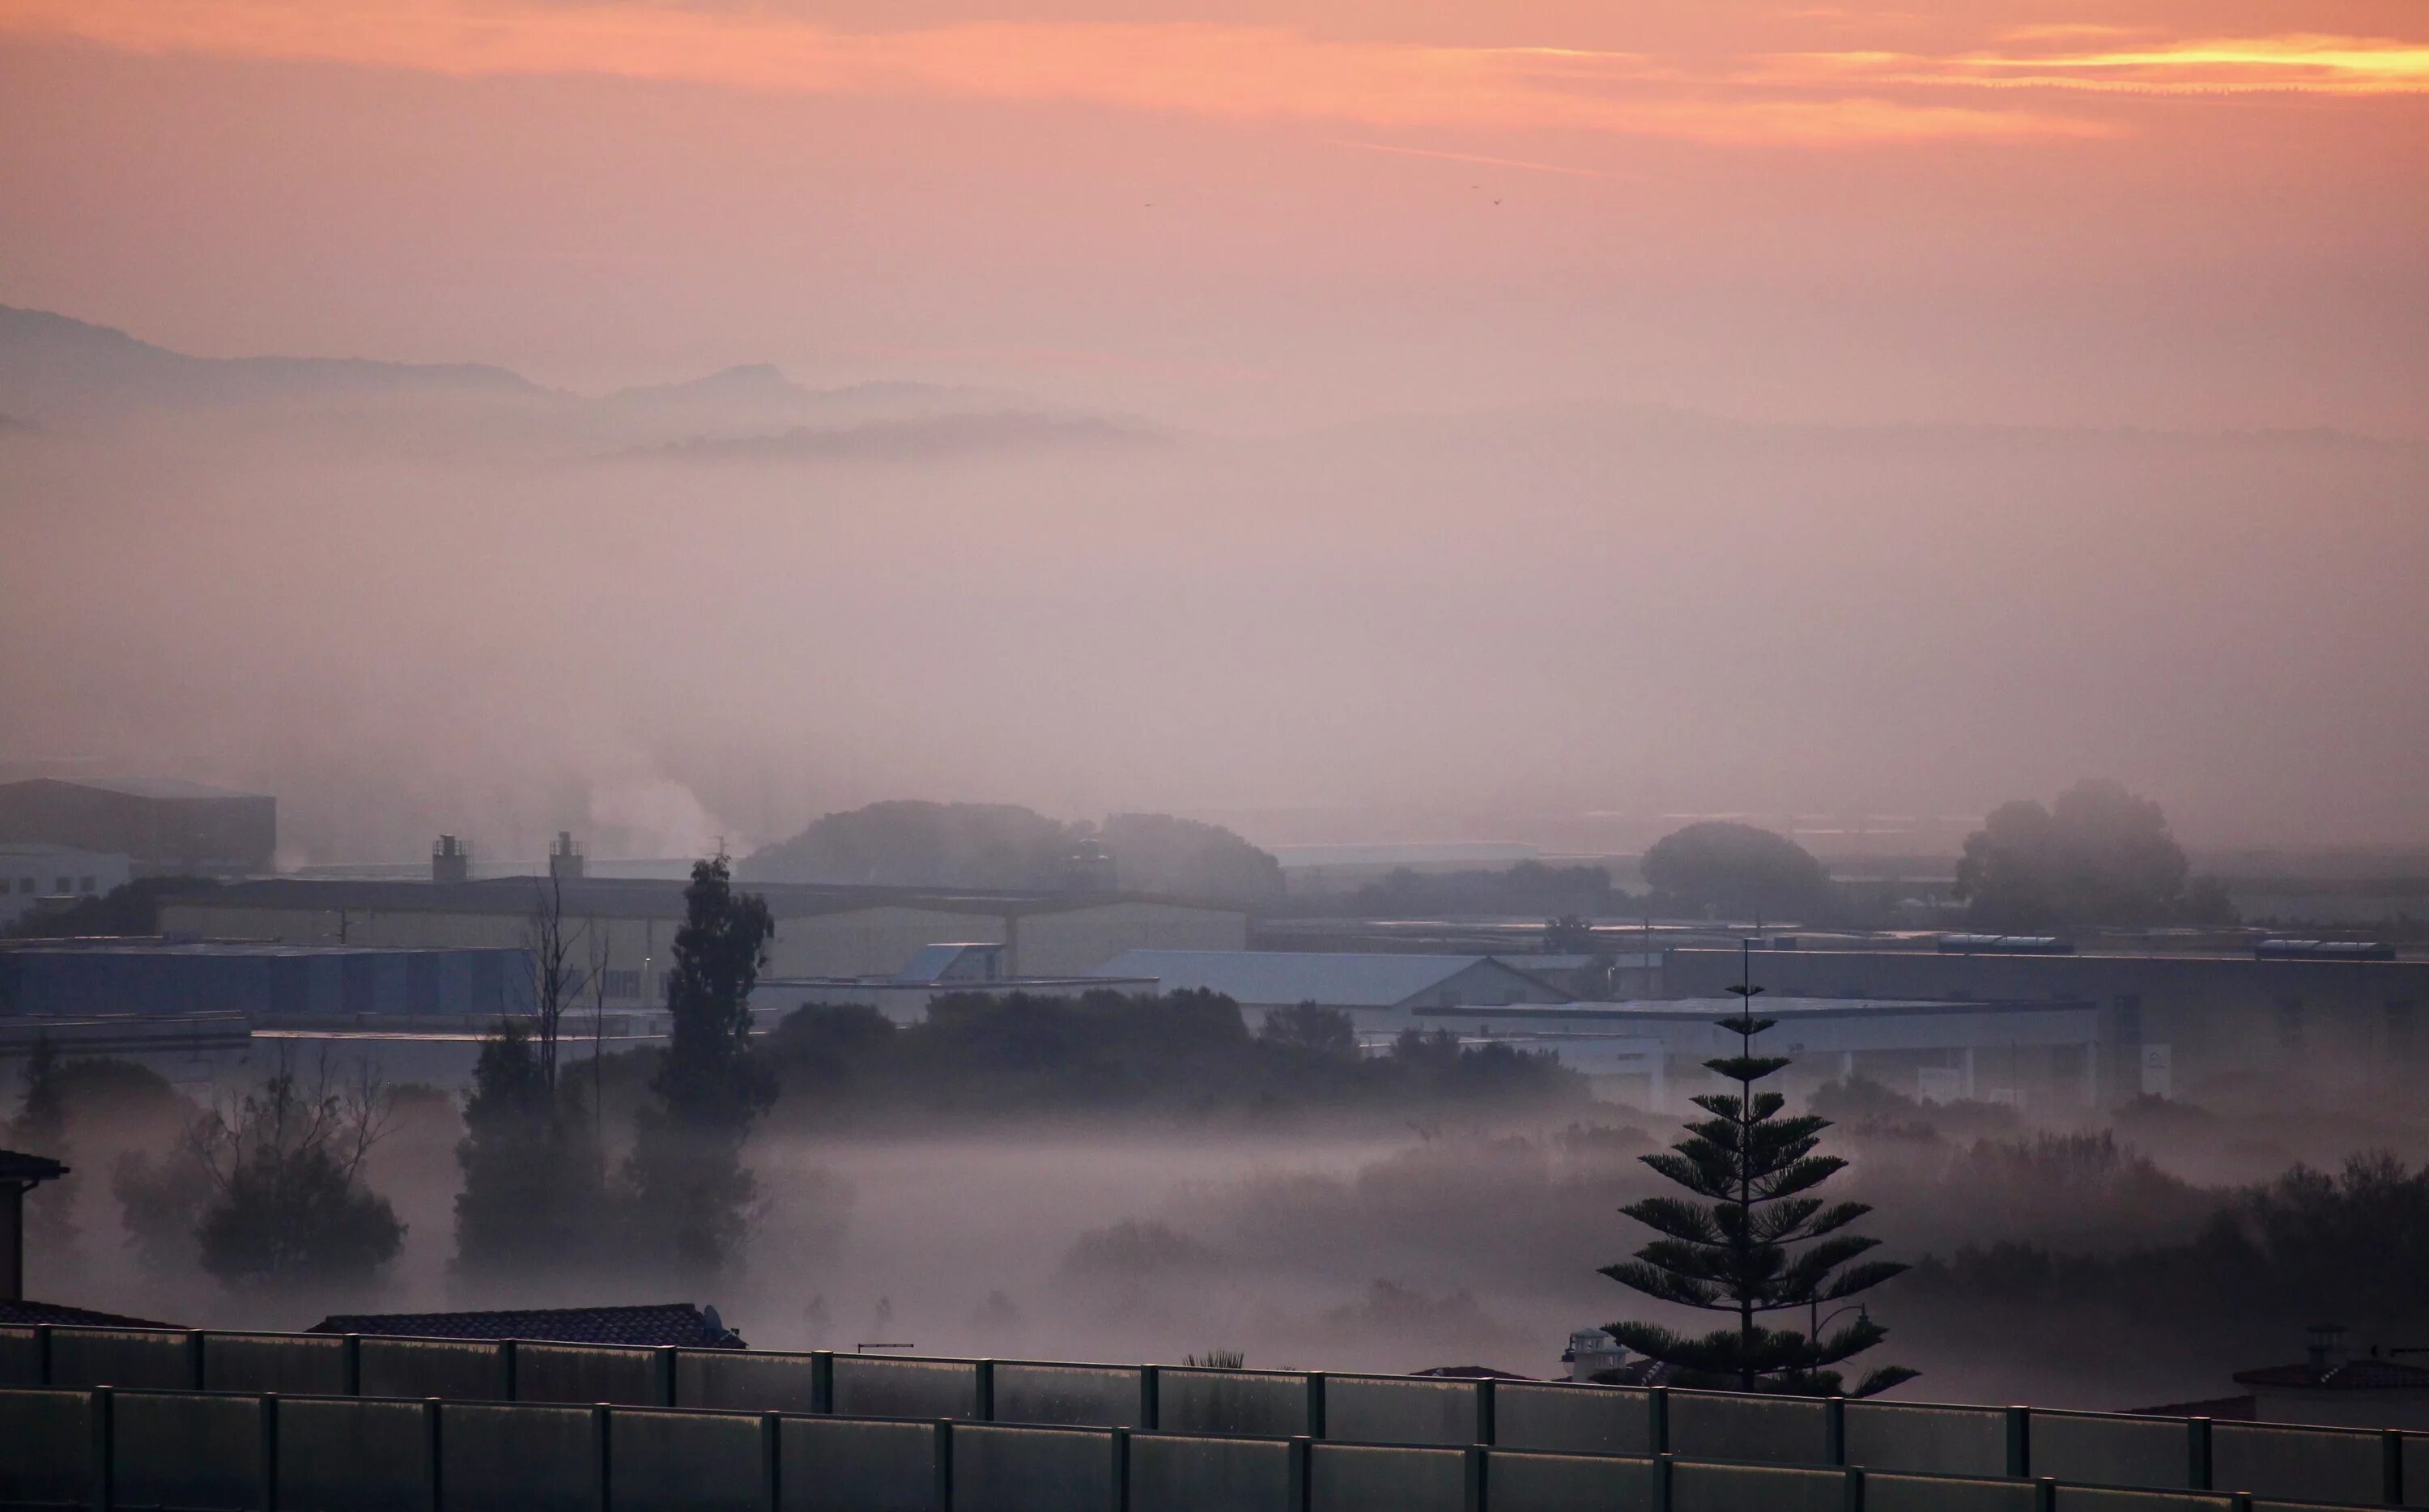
[0,303,540,419]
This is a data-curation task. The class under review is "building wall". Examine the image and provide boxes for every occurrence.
[1665,949,2429,1102]
[1008,902,1249,976]
[772,907,1006,979]
[0,847,132,928]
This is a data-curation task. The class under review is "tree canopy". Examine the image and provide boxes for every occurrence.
[739,800,1284,907]
[1955,779,2225,929]
[1641,822,1831,921]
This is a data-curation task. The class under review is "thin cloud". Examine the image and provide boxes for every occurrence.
[0,0,2115,145]
[1328,139,1629,179]
[1768,34,2429,96]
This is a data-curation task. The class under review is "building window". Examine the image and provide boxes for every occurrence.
[54,877,70,894]
[15,877,31,894]
[78,875,96,894]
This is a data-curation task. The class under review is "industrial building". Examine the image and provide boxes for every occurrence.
[0,843,131,928]
[1081,949,1571,1035]
[762,941,1159,1024]
[160,873,1248,1008]
[1415,994,2101,1111]
[1665,944,2429,1103]
[0,940,534,1021]
[0,777,275,875]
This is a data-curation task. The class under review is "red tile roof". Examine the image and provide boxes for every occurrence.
[306,1303,743,1348]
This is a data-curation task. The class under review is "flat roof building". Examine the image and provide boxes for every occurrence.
[161,877,1248,1008]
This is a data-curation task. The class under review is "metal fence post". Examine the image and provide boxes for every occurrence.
[1138,1365,1159,1433]
[423,1398,443,1512]
[1825,1395,1846,1466]
[1286,1435,1310,1512]
[89,1385,114,1512]
[261,1392,280,1512]
[2189,1416,2212,1490]
[1463,1444,1486,1512]
[1110,1426,1131,1512]
[1653,1451,1674,1512]
[594,1403,612,1512]
[759,1411,781,1512]
[500,1340,519,1402]
[342,1334,362,1397]
[2032,1475,2056,1512]
[1306,1373,1327,1441]
[187,1328,206,1390]
[2384,1429,2404,1506]
[934,1420,955,1512]
[654,1347,677,1408]
[973,1360,995,1422]
[1648,1387,1670,1456]
[2006,1407,2031,1478]
[811,1352,834,1415]
[1474,1378,1496,1447]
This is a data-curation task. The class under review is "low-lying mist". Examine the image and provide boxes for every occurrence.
[25,1032,2429,1414]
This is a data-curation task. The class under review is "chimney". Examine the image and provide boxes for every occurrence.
[0,1151,70,1302]
[2307,1323,2349,1374]
[550,831,585,881]
[432,835,470,885]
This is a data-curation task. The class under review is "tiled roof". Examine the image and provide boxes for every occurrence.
[2234,1358,2429,1390]
[2129,1395,2257,1419]
[0,1299,182,1328]
[306,1303,744,1348]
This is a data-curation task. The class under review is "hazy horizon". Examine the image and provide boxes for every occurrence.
[4,0,2427,863]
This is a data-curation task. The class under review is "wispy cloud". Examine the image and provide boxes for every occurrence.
[1768,33,2429,96]
[0,0,2120,145]
[1328,139,1628,179]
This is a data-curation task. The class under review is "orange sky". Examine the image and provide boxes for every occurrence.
[2,0,2424,429]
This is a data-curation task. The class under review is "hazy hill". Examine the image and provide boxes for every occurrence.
[0,303,540,422]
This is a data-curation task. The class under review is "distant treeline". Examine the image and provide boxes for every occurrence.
[755,989,1585,1121]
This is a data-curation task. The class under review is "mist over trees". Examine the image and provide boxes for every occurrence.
[628,855,778,1278]
[1957,779,2236,929]
[739,800,1284,908]
[182,1055,404,1293]
[1640,822,1833,922]
[1333,861,1621,920]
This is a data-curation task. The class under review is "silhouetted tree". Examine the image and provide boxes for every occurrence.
[1642,822,1831,921]
[1602,954,1914,1395]
[1955,779,2223,929]
[189,1054,403,1292]
[453,1018,607,1279]
[627,854,776,1277]
[1257,1003,1358,1057]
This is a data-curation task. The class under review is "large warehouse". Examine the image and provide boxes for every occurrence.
[160,877,1249,1009]
[1082,949,1572,1035]
[1665,945,2429,1104]
[0,776,276,875]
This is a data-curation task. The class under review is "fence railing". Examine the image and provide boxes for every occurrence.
[1,1324,2418,1510]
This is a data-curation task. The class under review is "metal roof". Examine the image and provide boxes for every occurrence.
[172,876,1240,924]
[1083,950,1556,1008]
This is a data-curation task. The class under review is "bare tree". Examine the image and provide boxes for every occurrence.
[525,871,589,1093]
